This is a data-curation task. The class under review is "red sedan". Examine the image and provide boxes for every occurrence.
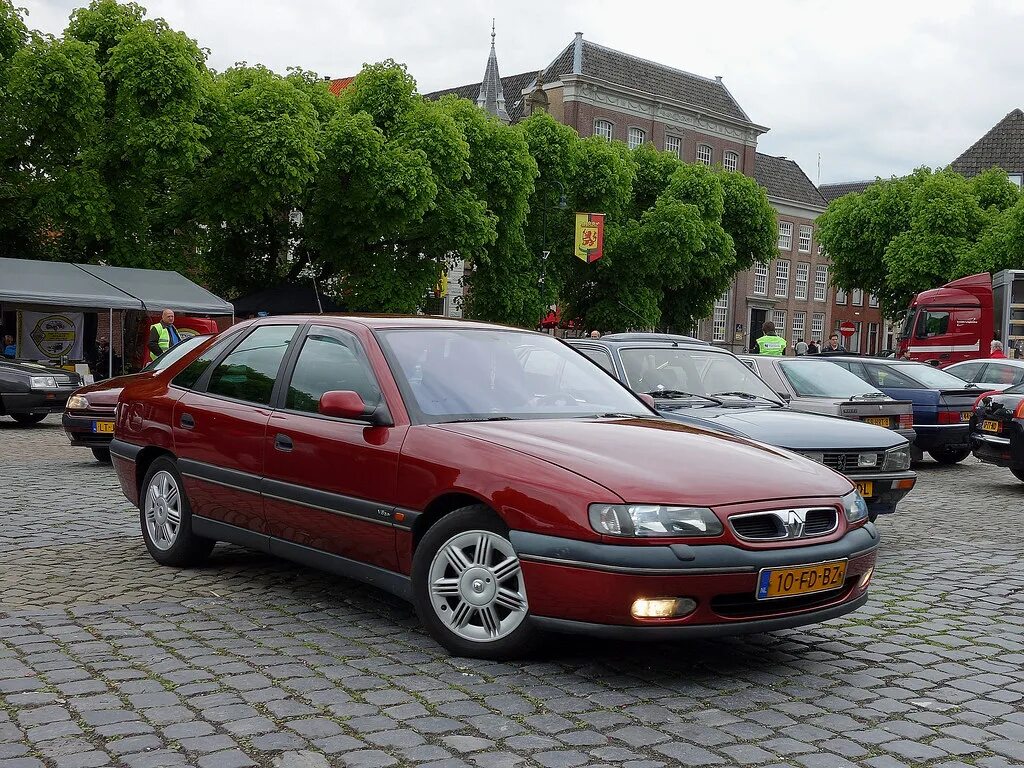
[111,317,878,659]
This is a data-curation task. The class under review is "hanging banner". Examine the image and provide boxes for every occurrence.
[574,212,605,263]
[17,311,84,361]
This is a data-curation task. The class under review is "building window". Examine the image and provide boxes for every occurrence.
[777,221,793,250]
[1010,174,1023,188]
[869,293,879,308]
[775,260,790,297]
[811,312,825,341]
[798,225,812,253]
[696,144,713,166]
[867,322,879,355]
[814,265,828,302]
[835,288,847,305]
[753,263,769,296]
[665,135,681,158]
[713,292,729,342]
[723,151,739,172]
[772,310,786,334]
[594,120,613,141]
[817,244,824,257]
[795,263,809,300]
[628,127,646,150]
[852,288,863,306]
[792,311,806,344]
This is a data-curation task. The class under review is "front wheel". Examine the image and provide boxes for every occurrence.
[140,456,214,567]
[412,505,538,660]
[10,413,46,426]
[929,447,971,465]
[91,446,111,463]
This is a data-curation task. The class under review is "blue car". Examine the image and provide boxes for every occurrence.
[809,356,980,464]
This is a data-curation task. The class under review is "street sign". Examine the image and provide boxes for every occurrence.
[839,321,856,337]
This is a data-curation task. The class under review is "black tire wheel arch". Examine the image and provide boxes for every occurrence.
[139,455,215,567]
[1010,465,1024,483]
[10,413,46,426]
[928,446,971,465]
[91,446,112,463]
[411,504,539,660]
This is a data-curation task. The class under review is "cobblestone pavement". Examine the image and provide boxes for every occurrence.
[2,417,1023,768]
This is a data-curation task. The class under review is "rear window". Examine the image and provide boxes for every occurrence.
[891,363,971,389]
[778,360,884,398]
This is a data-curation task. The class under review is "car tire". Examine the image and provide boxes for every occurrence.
[412,505,538,660]
[928,447,971,465]
[10,413,46,426]
[868,511,878,523]
[91,446,112,463]
[139,456,215,567]
[1011,466,1024,484]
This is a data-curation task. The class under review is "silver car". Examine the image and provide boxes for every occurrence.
[943,358,1024,392]
[738,355,916,445]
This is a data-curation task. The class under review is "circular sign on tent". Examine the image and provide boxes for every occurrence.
[839,321,856,337]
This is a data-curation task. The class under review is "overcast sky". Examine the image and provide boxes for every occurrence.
[22,0,1023,184]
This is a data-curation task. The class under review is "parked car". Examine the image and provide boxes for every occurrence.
[1,358,83,426]
[738,355,916,443]
[63,334,217,462]
[819,357,980,465]
[111,317,878,659]
[970,383,1024,481]
[568,338,915,520]
[944,358,1024,392]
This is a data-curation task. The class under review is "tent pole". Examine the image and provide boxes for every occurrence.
[109,308,113,379]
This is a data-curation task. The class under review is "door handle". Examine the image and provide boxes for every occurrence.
[274,433,293,452]
[179,413,195,429]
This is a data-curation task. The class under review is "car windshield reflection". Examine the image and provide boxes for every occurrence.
[619,347,781,406]
[780,360,887,398]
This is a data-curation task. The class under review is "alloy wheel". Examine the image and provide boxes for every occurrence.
[144,470,182,551]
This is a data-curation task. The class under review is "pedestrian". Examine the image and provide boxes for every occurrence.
[806,339,820,355]
[990,340,1007,359]
[2,333,15,358]
[755,321,787,356]
[590,330,601,339]
[823,333,847,353]
[148,308,182,362]
[794,337,808,356]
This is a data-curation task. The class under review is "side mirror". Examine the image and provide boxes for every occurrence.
[638,393,656,409]
[319,390,391,425]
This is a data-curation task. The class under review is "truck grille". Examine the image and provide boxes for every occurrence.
[821,452,884,474]
[730,507,838,541]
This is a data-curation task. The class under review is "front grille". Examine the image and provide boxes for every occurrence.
[821,452,884,473]
[711,577,856,618]
[730,507,838,541]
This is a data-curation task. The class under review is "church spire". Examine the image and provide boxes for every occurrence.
[476,19,509,123]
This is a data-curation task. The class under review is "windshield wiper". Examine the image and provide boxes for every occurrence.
[592,412,646,419]
[440,416,518,423]
[711,391,781,405]
[643,389,722,405]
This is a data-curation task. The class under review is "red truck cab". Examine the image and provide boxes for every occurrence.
[898,274,992,365]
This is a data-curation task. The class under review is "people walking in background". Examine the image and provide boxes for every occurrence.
[590,330,601,339]
[756,321,787,356]
[148,309,181,362]
[990,340,1007,359]
[795,337,808,356]
[824,333,846,353]
[807,339,820,355]
[2,333,15,358]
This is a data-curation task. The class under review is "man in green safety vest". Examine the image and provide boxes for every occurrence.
[148,308,182,362]
[756,321,787,356]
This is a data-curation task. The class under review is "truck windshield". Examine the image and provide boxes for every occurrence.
[898,310,916,340]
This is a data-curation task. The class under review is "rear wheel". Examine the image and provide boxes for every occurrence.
[10,413,45,426]
[929,447,971,465]
[139,456,214,567]
[412,505,537,660]
[1011,466,1024,483]
[91,446,111,463]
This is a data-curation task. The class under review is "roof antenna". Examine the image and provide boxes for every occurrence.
[817,152,821,184]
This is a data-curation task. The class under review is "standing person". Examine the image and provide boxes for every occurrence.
[794,337,808,356]
[990,340,1007,359]
[590,330,601,339]
[2,333,15,358]
[806,339,820,355]
[755,321,787,356]
[824,333,847,353]
[148,309,182,362]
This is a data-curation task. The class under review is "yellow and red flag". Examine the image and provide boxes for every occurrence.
[574,213,605,263]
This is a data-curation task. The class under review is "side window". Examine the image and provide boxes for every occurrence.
[874,364,921,389]
[951,362,983,382]
[983,363,1023,386]
[577,347,616,375]
[205,325,298,405]
[172,331,245,390]
[917,311,950,338]
[286,329,382,414]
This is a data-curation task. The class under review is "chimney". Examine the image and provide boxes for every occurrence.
[573,32,583,74]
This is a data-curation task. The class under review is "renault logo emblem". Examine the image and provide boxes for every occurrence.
[781,509,806,539]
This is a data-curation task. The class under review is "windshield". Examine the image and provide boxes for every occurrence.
[142,334,209,372]
[619,346,781,404]
[779,360,886,398]
[892,363,971,389]
[376,328,652,423]
[898,310,916,340]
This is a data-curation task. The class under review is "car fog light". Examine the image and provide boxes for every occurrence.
[631,597,697,619]
[858,567,874,589]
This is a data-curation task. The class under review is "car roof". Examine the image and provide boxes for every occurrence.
[948,358,1024,367]
[601,333,708,344]
[568,338,726,352]
[246,314,532,333]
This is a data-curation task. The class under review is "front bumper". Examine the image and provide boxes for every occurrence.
[913,424,970,452]
[62,411,116,447]
[1,389,77,416]
[510,526,878,635]
[846,470,916,516]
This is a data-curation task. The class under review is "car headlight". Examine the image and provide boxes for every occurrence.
[67,395,90,410]
[841,489,870,524]
[589,504,724,537]
[882,444,911,472]
[29,376,57,389]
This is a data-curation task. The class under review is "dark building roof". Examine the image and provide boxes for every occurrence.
[753,153,827,209]
[476,25,509,122]
[327,77,354,96]
[950,108,1024,177]
[424,71,538,123]
[818,180,875,203]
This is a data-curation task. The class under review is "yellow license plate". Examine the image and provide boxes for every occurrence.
[93,421,114,433]
[855,480,874,497]
[757,560,848,600]
[982,420,1002,433]
[960,411,972,422]
[863,416,892,427]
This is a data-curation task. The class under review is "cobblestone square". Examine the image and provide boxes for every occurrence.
[2,417,1023,767]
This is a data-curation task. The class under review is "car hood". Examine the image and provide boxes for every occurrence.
[74,372,146,405]
[657,406,906,451]
[0,359,74,377]
[432,417,851,506]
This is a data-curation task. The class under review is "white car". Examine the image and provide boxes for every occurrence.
[943,358,1024,391]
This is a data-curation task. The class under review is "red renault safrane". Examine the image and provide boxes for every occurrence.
[111,317,878,659]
